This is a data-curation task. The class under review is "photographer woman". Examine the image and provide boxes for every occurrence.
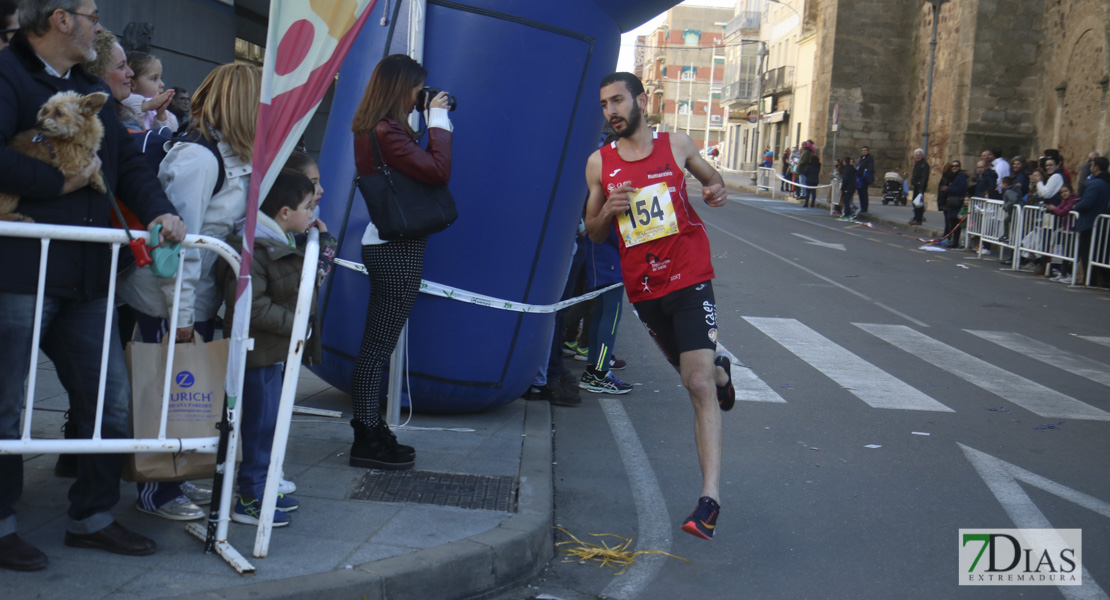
[348,54,453,470]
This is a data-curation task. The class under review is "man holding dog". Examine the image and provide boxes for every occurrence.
[0,0,185,571]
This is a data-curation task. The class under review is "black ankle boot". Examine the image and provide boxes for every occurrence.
[373,421,415,460]
[349,419,414,470]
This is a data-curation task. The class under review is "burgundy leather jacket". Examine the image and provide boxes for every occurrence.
[354,118,452,186]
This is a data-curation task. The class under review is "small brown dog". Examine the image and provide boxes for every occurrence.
[0,91,109,222]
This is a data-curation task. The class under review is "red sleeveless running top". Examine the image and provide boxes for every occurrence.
[600,132,714,303]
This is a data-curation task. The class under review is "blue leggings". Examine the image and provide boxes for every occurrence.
[586,287,624,373]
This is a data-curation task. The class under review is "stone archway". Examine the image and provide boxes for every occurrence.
[1058,28,1105,175]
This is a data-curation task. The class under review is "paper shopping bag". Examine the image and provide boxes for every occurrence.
[125,337,229,482]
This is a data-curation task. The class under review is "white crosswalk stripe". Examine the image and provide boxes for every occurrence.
[715,344,785,403]
[743,317,954,412]
[1078,335,1110,350]
[857,324,1110,421]
[965,330,1110,388]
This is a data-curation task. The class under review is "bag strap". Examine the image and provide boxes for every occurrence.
[368,129,391,176]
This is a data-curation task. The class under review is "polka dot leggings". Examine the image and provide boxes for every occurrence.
[351,238,426,428]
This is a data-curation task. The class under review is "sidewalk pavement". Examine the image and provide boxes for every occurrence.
[719,169,948,241]
[4,361,554,600]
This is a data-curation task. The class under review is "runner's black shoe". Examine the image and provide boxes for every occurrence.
[714,352,735,411]
[681,496,720,540]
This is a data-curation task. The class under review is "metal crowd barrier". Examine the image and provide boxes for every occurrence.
[757,166,774,192]
[965,197,1018,261]
[1087,214,1110,287]
[1012,204,1080,284]
[0,221,317,572]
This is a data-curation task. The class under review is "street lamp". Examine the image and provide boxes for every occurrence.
[921,0,949,157]
[704,25,727,155]
[753,41,768,170]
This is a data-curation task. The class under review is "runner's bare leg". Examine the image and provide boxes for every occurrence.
[679,348,723,502]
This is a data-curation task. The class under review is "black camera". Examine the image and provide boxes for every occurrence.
[416,87,457,112]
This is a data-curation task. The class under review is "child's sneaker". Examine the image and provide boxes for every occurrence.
[681,496,721,540]
[232,496,292,527]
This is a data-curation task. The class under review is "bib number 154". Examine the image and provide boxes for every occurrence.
[615,182,680,247]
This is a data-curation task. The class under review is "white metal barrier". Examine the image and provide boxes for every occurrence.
[1013,204,1080,284]
[1087,214,1110,287]
[0,218,308,572]
[965,197,1018,261]
[757,166,774,192]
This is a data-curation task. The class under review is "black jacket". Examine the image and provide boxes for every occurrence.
[974,168,999,199]
[841,164,858,194]
[910,158,929,195]
[803,157,821,182]
[0,33,176,299]
[857,154,875,186]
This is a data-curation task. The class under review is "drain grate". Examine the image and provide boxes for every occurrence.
[348,470,517,512]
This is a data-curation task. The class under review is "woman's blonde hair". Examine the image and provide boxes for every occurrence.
[350,54,426,138]
[83,29,117,80]
[189,63,261,162]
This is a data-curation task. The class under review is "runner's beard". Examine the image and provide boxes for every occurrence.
[613,102,643,138]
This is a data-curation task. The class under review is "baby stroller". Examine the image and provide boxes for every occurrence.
[881,171,907,206]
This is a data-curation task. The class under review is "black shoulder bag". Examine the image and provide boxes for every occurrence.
[355,131,457,240]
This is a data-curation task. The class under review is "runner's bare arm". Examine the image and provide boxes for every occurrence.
[585,149,632,243]
[673,132,728,207]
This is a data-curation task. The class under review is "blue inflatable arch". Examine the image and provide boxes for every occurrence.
[313,0,679,413]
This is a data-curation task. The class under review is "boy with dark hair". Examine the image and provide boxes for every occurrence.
[221,169,335,527]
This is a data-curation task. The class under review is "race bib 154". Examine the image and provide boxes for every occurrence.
[616,182,680,247]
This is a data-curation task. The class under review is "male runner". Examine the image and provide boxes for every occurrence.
[584,72,735,540]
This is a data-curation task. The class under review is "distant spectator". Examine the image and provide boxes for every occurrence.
[938,160,967,247]
[1034,156,1065,205]
[167,86,190,134]
[986,148,1009,191]
[974,159,999,199]
[1073,157,1110,284]
[1042,149,1072,188]
[839,156,858,219]
[781,147,793,192]
[909,148,929,225]
[762,146,773,168]
[1010,156,1030,199]
[856,145,875,214]
[802,152,821,208]
[1078,152,1100,196]
[999,175,1022,242]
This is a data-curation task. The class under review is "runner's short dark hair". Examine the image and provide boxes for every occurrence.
[600,72,645,97]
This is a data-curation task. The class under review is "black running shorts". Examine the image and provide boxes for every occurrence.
[632,280,718,366]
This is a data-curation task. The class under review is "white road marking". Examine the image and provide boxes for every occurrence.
[965,330,1110,388]
[716,343,786,403]
[599,398,671,600]
[859,324,1110,421]
[960,444,1110,600]
[791,232,846,251]
[744,317,953,412]
[1078,335,1110,349]
[705,221,929,327]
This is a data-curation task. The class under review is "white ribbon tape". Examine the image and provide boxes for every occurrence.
[335,258,623,314]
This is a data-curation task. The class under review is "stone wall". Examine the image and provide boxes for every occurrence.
[810,0,1110,190]
[809,0,918,176]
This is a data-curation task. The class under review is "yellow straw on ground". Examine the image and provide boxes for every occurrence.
[553,526,689,575]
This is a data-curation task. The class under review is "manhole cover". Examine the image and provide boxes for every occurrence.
[349,470,517,512]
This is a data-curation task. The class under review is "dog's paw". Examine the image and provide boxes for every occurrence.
[90,171,107,194]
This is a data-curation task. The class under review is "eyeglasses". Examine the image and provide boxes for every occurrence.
[66,10,100,25]
[0,28,16,43]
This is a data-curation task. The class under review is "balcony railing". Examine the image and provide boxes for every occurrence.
[722,77,759,104]
[724,11,761,36]
[762,66,795,95]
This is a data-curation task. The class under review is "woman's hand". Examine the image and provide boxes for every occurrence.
[430,91,450,110]
[176,325,194,343]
